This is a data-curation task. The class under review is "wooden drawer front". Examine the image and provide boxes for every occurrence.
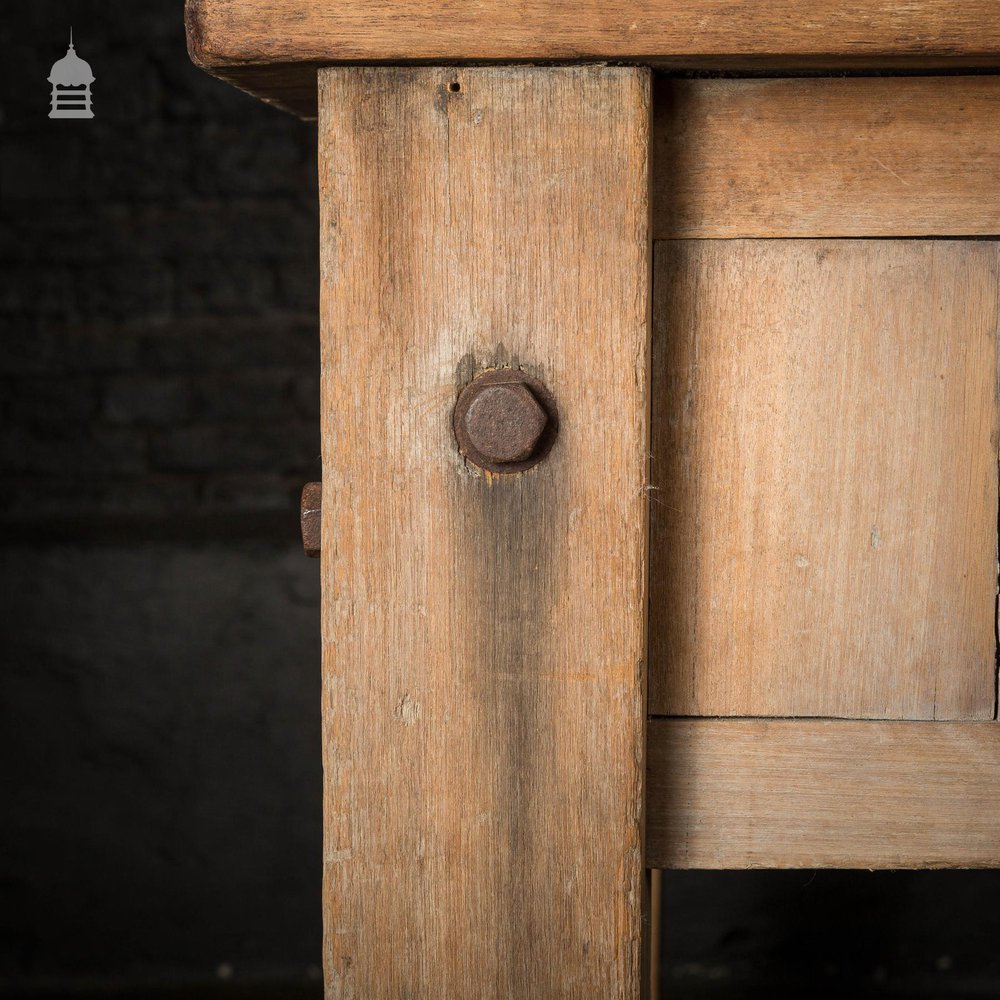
[649,239,999,719]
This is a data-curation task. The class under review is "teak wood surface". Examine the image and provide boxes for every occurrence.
[318,66,651,998]
[650,239,1000,719]
[647,719,1000,869]
[185,0,1000,117]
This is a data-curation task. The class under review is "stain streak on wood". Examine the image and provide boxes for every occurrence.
[318,66,650,999]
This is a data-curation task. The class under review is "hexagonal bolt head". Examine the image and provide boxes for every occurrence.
[461,382,549,464]
[453,369,559,474]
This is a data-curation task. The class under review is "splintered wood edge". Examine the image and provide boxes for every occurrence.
[185,0,1000,118]
[647,719,1000,869]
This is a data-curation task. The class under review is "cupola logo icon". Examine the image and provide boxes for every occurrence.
[49,28,95,119]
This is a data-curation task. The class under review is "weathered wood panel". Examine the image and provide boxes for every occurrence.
[186,0,1000,117]
[650,239,999,719]
[647,718,1000,869]
[319,67,651,999]
[653,77,1000,238]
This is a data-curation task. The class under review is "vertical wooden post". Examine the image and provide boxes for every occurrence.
[319,66,651,998]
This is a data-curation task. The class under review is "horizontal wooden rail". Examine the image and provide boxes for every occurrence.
[652,76,1000,238]
[186,0,1000,118]
[647,719,1000,869]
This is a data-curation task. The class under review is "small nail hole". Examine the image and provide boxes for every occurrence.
[448,81,461,93]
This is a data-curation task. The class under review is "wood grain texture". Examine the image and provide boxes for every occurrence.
[185,0,1000,117]
[653,76,1000,238]
[319,67,650,999]
[647,718,1000,869]
[650,239,999,719]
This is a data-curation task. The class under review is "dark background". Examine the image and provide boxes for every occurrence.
[2,2,1000,997]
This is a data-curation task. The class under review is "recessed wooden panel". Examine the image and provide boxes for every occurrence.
[647,718,1000,869]
[319,67,650,999]
[652,77,1000,238]
[186,0,1000,117]
[650,239,998,719]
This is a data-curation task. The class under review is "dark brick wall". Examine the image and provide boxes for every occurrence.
[1,1,324,991]
[1,0,320,539]
[4,3,1000,998]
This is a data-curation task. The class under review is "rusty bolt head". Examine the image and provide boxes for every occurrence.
[453,369,559,474]
[300,482,322,558]
[463,382,548,464]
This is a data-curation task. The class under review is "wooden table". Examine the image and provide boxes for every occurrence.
[187,3,1000,996]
